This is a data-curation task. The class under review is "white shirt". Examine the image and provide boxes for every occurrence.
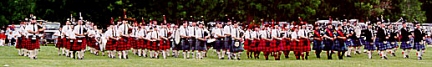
[244,30,252,39]
[271,29,280,38]
[118,24,130,35]
[53,30,61,38]
[87,29,96,37]
[132,27,139,37]
[223,25,232,35]
[104,29,113,39]
[159,28,168,37]
[213,28,223,37]
[73,25,86,37]
[188,26,196,37]
[291,31,298,39]
[298,29,305,37]
[138,28,146,38]
[179,26,188,37]
[259,30,267,39]
[231,28,241,38]
[251,31,258,39]
[195,28,204,38]
[25,24,38,36]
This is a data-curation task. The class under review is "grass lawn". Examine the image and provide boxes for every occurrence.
[0,45,431,67]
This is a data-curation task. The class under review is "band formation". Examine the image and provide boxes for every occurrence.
[13,14,427,60]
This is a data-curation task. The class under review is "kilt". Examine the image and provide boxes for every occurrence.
[189,38,196,50]
[278,39,286,51]
[172,40,182,50]
[126,37,134,50]
[389,41,398,49]
[250,39,259,51]
[55,37,63,48]
[258,39,267,52]
[151,41,159,50]
[213,39,223,50]
[130,38,138,49]
[293,39,304,52]
[137,39,145,49]
[65,39,72,49]
[364,41,376,50]
[352,39,362,47]
[231,41,243,52]
[323,40,334,51]
[15,37,23,49]
[269,39,278,52]
[21,37,28,49]
[303,39,311,52]
[244,40,250,51]
[413,42,425,51]
[78,38,87,50]
[359,37,365,46]
[376,41,387,51]
[105,39,116,51]
[223,37,232,50]
[88,37,98,50]
[333,40,347,51]
[27,37,40,50]
[145,40,151,49]
[116,38,127,51]
[346,39,354,47]
[195,40,207,51]
[160,40,171,50]
[71,38,86,51]
[400,41,412,49]
[312,40,324,50]
[284,39,291,51]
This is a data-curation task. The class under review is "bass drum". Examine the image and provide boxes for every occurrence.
[174,30,181,44]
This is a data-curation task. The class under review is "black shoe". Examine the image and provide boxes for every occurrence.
[407,55,409,58]
[285,56,288,58]
[355,51,361,54]
[328,57,332,60]
[418,57,422,60]
[237,58,241,60]
[392,53,396,57]
[383,56,388,60]
[305,57,308,60]
[347,55,352,57]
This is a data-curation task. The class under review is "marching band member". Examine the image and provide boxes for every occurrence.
[195,23,209,59]
[188,21,198,59]
[400,22,412,58]
[283,22,295,59]
[363,24,376,59]
[312,24,323,58]
[88,25,99,55]
[413,23,425,60]
[212,22,225,59]
[73,20,87,60]
[106,25,119,58]
[96,28,105,56]
[16,21,26,56]
[259,25,271,60]
[271,25,283,60]
[54,26,62,56]
[244,24,253,59]
[230,23,243,60]
[137,24,146,57]
[323,24,335,59]
[118,21,130,59]
[131,22,139,56]
[171,25,181,58]
[180,22,189,59]
[335,24,347,60]
[25,19,43,59]
[387,24,398,57]
[62,21,72,57]
[159,23,170,59]
[252,26,260,59]
[298,22,311,60]
[376,22,388,59]
[223,21,233,60]
[149,23,160,59]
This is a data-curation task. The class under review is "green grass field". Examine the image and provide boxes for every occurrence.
[0,45,431,67]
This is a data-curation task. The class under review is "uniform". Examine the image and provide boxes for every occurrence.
[25,23,41,59]
[244,29,253,58]
[335,29,347,59]
[195,27,207,59]
[413,27,425,60]
[73,24,87,59]
[312,29,323,58]
[159,27,171,59]
[16,25,26,56]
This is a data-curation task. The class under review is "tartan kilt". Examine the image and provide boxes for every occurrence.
[346,39,354,47]
[55,37,63,48]
[376,41,387,51]
[312,40,323,50]
[151,41,159,50]
[294,39,304,52]
[413,42,425,51]
[137,39,145,49]
[105,39,116,51]
[333,40,347,51]
[250,39,258,51]
[258,39,266,52]
[389,41,399,49]
[303,39,311,52]
[126,37,133,50]
[22,38,29,49]
[65,39,72,49]
[400,41,412,49]
[116,38,127,51]
[278,39,286,51]
[323,40,334,51]
[130,38,138,49]
[364,41,376,50]
[284,39,292,51]
[27,38,40,50]
[352,39,362,47]
[270,39,278,52]
[244,40,250,51]
[15,37,23,49]
[159,40,170,50]
[89,38,99,50]
[79,38,87,50]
